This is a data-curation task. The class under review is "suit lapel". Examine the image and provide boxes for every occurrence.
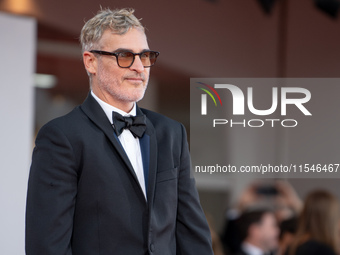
[80,93,139,186]
[80,93,158,203]
[139,134,150,193]
[139,107,158,204]
[146,131,157,204]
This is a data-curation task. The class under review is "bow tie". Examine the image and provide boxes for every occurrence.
[112,111,147,138]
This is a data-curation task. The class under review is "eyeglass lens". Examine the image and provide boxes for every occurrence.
[117,51,158,67]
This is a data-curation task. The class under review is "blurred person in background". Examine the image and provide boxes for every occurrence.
[235,208,279,255]
[222,180,302,254]
[236,181,302,221]
[276,217,298,255]
[206,213,226,255]
[286,190,340,255]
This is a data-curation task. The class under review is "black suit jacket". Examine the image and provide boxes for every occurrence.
[26,93,213,255]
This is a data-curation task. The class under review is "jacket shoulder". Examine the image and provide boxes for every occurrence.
[38,106,85,134]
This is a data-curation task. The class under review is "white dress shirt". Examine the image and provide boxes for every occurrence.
[242,242,265,255]
[91,91,146,199]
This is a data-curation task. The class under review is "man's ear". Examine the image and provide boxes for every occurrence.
[83,51,97,75]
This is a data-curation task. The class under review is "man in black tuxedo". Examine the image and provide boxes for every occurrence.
[26,8,213,255]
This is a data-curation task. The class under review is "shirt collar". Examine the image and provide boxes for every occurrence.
[242,242,264,255]
[91,91,136,124]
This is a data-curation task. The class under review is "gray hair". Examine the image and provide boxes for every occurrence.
[80,8,144,53]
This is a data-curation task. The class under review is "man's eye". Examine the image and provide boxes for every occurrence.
[141,52,150,58]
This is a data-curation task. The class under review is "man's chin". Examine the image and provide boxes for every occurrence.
[122,90,146,103]
[130,86,147,100]
[115,85,147,103]
[134,92,146,103]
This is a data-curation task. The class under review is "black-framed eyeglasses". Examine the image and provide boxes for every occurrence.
[90,50,160,68]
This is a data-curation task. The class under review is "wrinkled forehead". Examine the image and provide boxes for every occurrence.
[98,27,149,52]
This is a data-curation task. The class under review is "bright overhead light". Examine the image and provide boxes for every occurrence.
[1,0,40,16]
[34,73,57,89]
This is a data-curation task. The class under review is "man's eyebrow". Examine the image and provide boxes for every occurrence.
[112,48,151,53]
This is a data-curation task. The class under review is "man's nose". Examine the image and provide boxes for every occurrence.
[129,55,144,73]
